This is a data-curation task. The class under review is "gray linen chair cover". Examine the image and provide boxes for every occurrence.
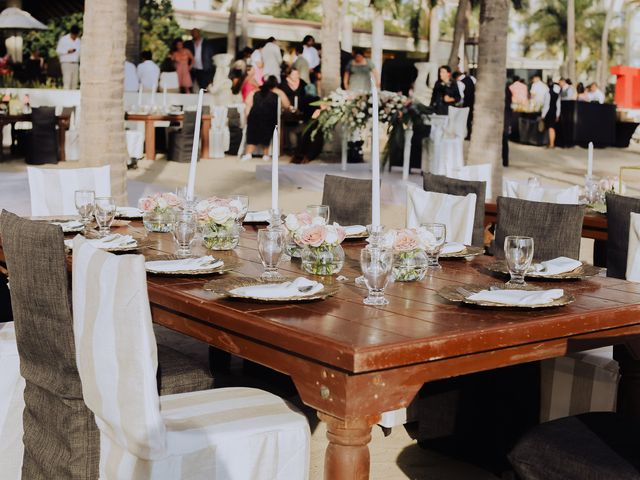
[423,172,486,247]
[321,174,372,226]
[509,412,640,480]
[605,192,640,279]
[0,211,213,479]
[494,196,584,261]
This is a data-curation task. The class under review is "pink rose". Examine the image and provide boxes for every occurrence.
[297,212,312,225]
[138,197,156,212]
[162,192,181,207]
[300,225,327,247]
[394,229,419,252]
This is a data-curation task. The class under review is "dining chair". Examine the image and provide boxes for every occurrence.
[25,107,58,165]
[423,172,486,246]
[72,236,310,479]
[406,184,476,245]
[0,211,214,478]
[605,192,640,279]
[427,107,469,176]
[502,179,581,205]
[27,164,111,216]
[446,163,492,200]
[321,174,372,225]
[210,106,230,159]
[493,196,584,261]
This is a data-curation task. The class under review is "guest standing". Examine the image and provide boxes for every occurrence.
[343,48,379,92]
[137,50,160,91]
[279,67,307,109]
[292,44,311,84]
[170,39,194,93]
[587,82,605,104]
[542,81,561,149]
[261,37,283,82]
[56,25,81,90]
[241,65,260,101]
[529,75,548,108]
[124,60,138,92]
[459,71,475,137]
[302,35,320,84]
[576,82,589,101]
[184,28,215,91]
[430,65,461,115]
[509,77,528,106]
[503,84,513,166]
[558,78,575,100]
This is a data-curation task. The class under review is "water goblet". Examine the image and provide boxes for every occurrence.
[257,228,285,280]
[306,204,330,223]
[94,197,117,237]
[421,223,446,269]
[75,190,95,227]
[172,211,197,257]
[226,194,249,223]
[360,247,393,305]
[504,235,534,286]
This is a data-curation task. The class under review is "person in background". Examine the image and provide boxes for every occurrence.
[25,50,45,83]
[509,77,528,106]
[124,60,138,92]
[558,78,575,100]
[56,25,81,89]
[343,48,379,92]
[261,37,283,82]
[453,71,466,104]
[529,74,548,108]
[279,66,307,108]
[302,35,320,84]
[250,41,264,83]
[170,39,193,93]
[503,83,513,167]
[232,47,252,74]
[137,50,160,91]
[576,82,589,101]
[542,80,561,149]
[587,82,605,104]
[184,28,215,91]
[459,70,476,137]
[340,46,353,89]
[430,65,460,115]
[241,64,260,101]
[292,44,310,85]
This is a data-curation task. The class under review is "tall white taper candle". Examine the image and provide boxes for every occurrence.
[587,141,593,177]
[137,84,142,106]
[150,80,157,106]
[371,77,381,227]
[186,89,204,201]
[271,126,279,210]
[162,81,167,110]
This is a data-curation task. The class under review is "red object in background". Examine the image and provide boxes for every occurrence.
[611,65,640,109]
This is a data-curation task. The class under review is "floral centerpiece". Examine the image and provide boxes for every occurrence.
[138,192,182,232]
[299,223,347,276]
[284,212,325,258]
[196,196,244,250]
[380,228,430,282]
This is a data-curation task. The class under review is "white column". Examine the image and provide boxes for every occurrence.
[371,10,384,72]
[341,0,353,52]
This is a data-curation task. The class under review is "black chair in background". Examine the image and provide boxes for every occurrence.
[168,107,209,163]
[25,107,58,165]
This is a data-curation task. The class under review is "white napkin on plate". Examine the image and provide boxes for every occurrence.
[531,257,582,275]
[244,210,270,222]
[145,256,222,272]
[467,288,564,306]
[344,225,367,236]
[65,234,136,250]
[441,242,466,254]
[51,220,84,232]
[116,207,143,217]
[230,277,324,299]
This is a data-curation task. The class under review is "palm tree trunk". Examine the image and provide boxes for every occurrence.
[80,0,128,205]
[341,0,352,53]
[239,0,249,50]
[448,0,469,70]
[599,6,614,88]
[125,0,139,63]
[566,0,576,81]
[371,9,384,72]
[467,0,509,199]
[228,0,240,55]
[428,1,440,62]
[321,0,341,93]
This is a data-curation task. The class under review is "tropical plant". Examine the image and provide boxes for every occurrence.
[139,0,184,65]
[23,13,84,60]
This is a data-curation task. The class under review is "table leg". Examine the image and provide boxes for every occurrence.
[58,119,68,162]
[145,119,156,160]
[201,117,210,159]
[615,342,640,420]
[319,413,374,480]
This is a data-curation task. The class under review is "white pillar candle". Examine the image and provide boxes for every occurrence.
[402,123,413,182]
[587,141,593,177]
[137,84,142,106]
[371,77,381,227]
[271,126,279,210]
[186,89,204,201]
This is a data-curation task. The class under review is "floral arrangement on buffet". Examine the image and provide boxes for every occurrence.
[195,196,244,250]
[138,192,182,232]
[0,92,30,115]
[379,227,439,282]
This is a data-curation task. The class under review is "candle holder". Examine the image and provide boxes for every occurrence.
[583,174,600,205]
[267,208,283,229]
[355,224,385,286]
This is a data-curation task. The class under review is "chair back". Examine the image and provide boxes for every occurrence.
[502,179,580,204]
[0,211,99,477]
[626,213,640,282]
[448,164,492,200]
[406,184,476,244]
[494,197,584,261]
[169,111,197,162]
[26,106,58,165]
[444,106,469,139]
[606,192,640,279]
[321,175,372,226]
[72,237,166,459]
[160,71,179,91]
[27,164,111,216]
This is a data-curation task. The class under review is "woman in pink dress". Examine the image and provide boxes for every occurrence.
[170,39,193,93]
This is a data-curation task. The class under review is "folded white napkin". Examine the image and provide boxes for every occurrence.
[116,207,143,217]
[230,277,324,299]
[51,220,84,232]
[441,242,466,254]
[64,234,136,250]
[344,225,367,236]
[145,256,222,272]
[244,210,270,222]
[531,257,582,275]
[467,288,564,306]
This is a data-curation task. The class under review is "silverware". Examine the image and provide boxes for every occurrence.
[298,285,315,293]
[456,286,473,298]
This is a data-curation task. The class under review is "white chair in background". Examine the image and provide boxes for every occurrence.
[406,184,476,244]
[427,107,469,177]
[126,130,145,160]
[448,163,493,199]
[210,106,230,158]
[64,108,79,161]
[72,237,311,479]
[502,178,581,204]
[159,72,180,92]
[27,165,111,216]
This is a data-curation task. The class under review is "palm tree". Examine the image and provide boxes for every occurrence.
[240,0,249,50]
[125,0,139,62]
[320,0,341,93]
[448,0,470,69]
[228,0,240,55]
[80,0,128,204]
[567,0,576,80]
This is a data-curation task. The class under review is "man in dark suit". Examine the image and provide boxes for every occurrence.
[184,28,216,91]
[459,71,475,138]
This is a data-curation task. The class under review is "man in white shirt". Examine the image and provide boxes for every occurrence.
[588,82,605,104]
[261,37,283,82]
[56,25,81,89]
[124,61,138,92]
[302,35,320,83]
[529,75,548,108]
[136,51,160,91]
[558,78,576,100]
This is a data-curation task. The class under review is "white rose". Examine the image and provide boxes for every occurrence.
[209,206,232,224]
[324,226,338,245]
[156,197,168,210]
[417,228,437,249]
[285,213,300,232]
[311,215,326,226]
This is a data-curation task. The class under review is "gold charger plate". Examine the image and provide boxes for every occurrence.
[145,255,238,275]
[115,209,143,220]
[204,276,339,302]
[67,233,151,252]
[440,245,485,258]
[438,283,575,309]
[485,260,602,280]
[344,232,368,240]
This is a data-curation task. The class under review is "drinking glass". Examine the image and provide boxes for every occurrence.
[355,224,385,286]
[504,235,534,286]
[257,229,285,280]
[225,194,249,223]
[360,247,393,305]
[94,197,116,236]
[75,190,95,226]
[421,223,447,269]
[306,205,330,223]
[172,211,196,257]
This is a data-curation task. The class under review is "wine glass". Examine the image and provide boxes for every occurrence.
[94,197,117,236]
[75,190,95,227]
[257,229,284,280]
[360,247,393,305]
[172,211,196,257]
[504,235,534,286]
[306,205,330,223]
[225,194,249,223]
[421,223,447,269]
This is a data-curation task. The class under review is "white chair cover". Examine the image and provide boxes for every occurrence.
[406,184,476,244]
[626,212,640,282]
[502,179,580,204]
[427,108,468,177]
[72,237,310,479]
[159,72,179,91]
[448,163,492,199]
[64,109,79,161]
[443,106,469,139]
[27,165,111,216]
[0,322,25,480]
[210,106,230,158]
[126,130,145,159]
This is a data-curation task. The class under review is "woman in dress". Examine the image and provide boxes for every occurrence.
[343,48,380,92]
[241,76,290,162]
[170,39,194,93]
[542,81,561,149]
[430,65,461,115]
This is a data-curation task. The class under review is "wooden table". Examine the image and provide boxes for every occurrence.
[0,113,70,162]
[125,112,212,161]
[3,222,640,479]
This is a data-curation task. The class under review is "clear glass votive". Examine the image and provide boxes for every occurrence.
[257,228,285,280]
[360,247,393,305]
[94,197,116,236]
[306,204,330,223]
[355,224,385,286]
[421,223,446,269]
[172,211,197,257]
[75,190,95,227]
[504,235,534,286]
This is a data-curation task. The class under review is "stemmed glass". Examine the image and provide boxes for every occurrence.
[227,194,249,223]
[172,211,197,257]
[306,205,330,223]
[504,235,534,286]
[421,223,446,269]
[94,197,117,237]
[360,247,393,305]
[257,228,285,280]
[75,190,95,227]
[355,224,385,286]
